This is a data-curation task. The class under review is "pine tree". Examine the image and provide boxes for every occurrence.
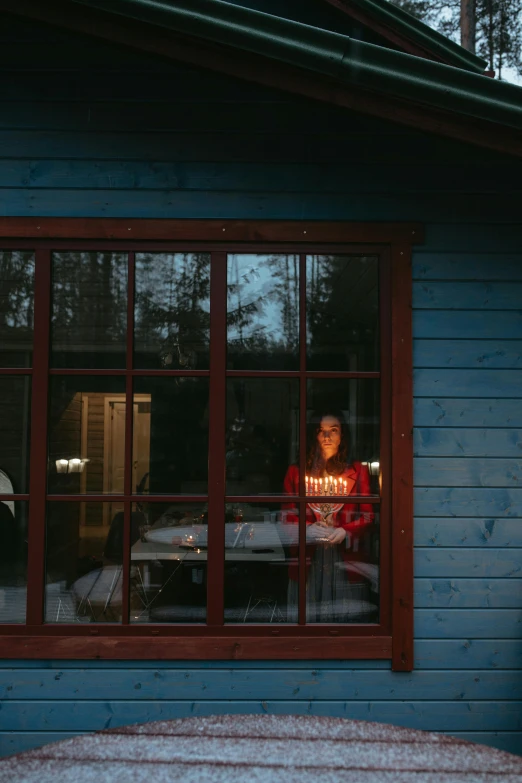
[389,0,522,77]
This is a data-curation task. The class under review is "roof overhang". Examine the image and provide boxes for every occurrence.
[321,0,487,73]
[1,0,521,157]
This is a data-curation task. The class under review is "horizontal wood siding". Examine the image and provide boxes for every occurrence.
[0,10,521,759]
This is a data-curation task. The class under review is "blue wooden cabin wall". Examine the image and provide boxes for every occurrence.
[1,11,521,758]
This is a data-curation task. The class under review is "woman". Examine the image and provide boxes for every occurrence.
[283,410,374,622]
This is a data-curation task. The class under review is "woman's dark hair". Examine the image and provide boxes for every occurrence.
[305,409,349,476]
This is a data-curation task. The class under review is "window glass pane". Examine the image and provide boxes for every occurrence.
[226,378,299,496]
[51,252,127,368]
[227,254,299,370]
[130,502,207,623]
[134,253,210,370]
[224,502,298,624]
[303,504,380,624]
[307,255,379,371]
[45,502,122,623]
[0,376,31,493]
[0,251,34,367]
[0,501,28,623]
[133,378,209,495]
[47,377,126,495]
[302,379,380,623]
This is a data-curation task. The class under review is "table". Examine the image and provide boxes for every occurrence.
[1,714,521,782]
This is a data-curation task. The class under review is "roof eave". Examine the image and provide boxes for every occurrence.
[322,0,487,73]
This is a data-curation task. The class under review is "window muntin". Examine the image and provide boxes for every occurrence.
[0,234,404,652]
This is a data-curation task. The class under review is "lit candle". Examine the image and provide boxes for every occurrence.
[305,475,309,495]
[328,475,332,494]
[319,478,322,496]
[334,478,338,495]
[343,479,347,495]
[314,479,318,495]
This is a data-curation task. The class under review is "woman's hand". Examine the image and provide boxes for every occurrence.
[327,527,346,544]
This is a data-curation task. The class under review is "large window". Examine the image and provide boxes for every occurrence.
[0,220,416,668]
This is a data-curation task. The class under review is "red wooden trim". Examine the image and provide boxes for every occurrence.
[390,245,414,672]
[0,635,392,659]
[207,252,227,626]
[25,249,51,626]
[0,495,29,501]
[46,494,209,503]
[226,371,381,379]
[48,369,210,377]
[0,1,515,155]
[121,251,135,625]
[44,494,380,503]
[298,254,307,625]
[0,219,423,244]
[0,222,416,661]
[0,368,32,375]
[321,0,449,64]
[378,247,392,633]
[0,240,394,255]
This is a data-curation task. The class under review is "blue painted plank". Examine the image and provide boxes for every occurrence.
[414,458,522,487]
[422,225,522,253]
[442,733,522,755]
[413,340,522,369]
[414,609,522,638]
[414,519,522,547]
[414,549,522,577]
[1,700,521,732]
[415,578,522,608]
[0,102,362,134]
[414,639,522,669]
[0,659,390,670]
[1,670,520,702]
[0,130,432,163]
[0,732,81,758]
[414,429,522,458]
[1,188,521,222]
[413,282,522,310]
[1,159,518,194]
[414,311,522,339]
[414,369,522,398]
[0,640,520,670]
[415,488,522,517]
[412,254,522,282]
[413,399,522,428]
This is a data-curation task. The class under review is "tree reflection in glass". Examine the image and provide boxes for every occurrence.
[0,251,34,367]
[307,255,379,371]
[227,254,299,370]
[134,253,210,370]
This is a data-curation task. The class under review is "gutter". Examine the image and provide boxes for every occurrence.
[70,0,522,132]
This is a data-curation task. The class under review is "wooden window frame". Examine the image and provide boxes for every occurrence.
[0,219,421,669]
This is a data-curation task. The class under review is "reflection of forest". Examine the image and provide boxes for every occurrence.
[227,254,299,369]
[135,253,210,370]
[0,251,34,366]
[307,255,379,371]
[51,252,127,368]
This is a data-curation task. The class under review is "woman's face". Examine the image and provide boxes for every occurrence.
[316,415,342,460]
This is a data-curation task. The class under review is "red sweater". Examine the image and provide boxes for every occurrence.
[282,462,375,581]
[282,462,374,533]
